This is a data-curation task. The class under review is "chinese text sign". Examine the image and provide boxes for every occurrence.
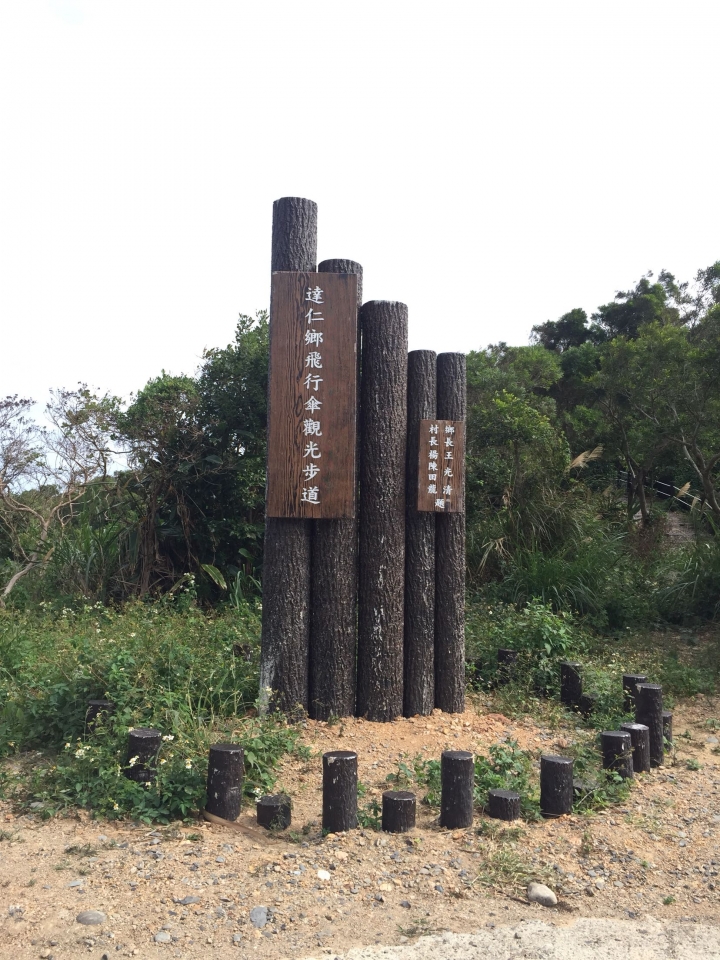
[417,419,465,513]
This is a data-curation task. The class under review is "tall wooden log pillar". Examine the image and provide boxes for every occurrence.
[259,197,316,716]
[404,350,437,717]
[435,352,466,713]
[357,301,408,721]
[310,259,363,720]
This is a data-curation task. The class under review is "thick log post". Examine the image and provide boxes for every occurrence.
[357,301,408,721]
[635,683,664,767]
[309,259,363,720]
[86,699,114,731]
[440,750,474,828]
[259,197,317,716]
[622,673,648,713]
[404,350,437,717]
[540,755,574,817]
[322,750,358,833]
[435,353,466,713]
[487,789,521,821]
[256,794,292,830]
[662,710,673,750]
[600,730,634,779]
[382,790,416,833]
[620,722,651,773]
[205,743,244,821]
[124,728,161,783]
[497,648,519,684]
[560,662,582,707]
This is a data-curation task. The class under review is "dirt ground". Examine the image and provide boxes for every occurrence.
[1,696,719,959]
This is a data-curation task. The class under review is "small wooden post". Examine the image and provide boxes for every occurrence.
[578,693,598,719]
[382,791,416,833]
[260,197,317,716]
[124,728,161,783]
[440,750,474,829]
[635,683,664,767]
[404,350,437,717]
[497,649,518,684]
[620,722,651,773]
[662,710,673,751]
[322,750,358,833]
[622,673,648,713]
[560,662,582,706]
[357,302,408,721]
[540,755,574,817]
[205,743,244,821]
[86,699,114,731]
[487,789,520,821]
[309,259,363,721]
[435,353,466,714]
[600,730,634,779]
[256,794,292,830]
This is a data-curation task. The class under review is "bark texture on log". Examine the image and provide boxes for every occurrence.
[404,350,437,717]
[322,750,358,833]
[256,794,292,830]
[560,661,582,706]
[635,683,664,767]
[357,301,408,721]
[205,743,244,821]
[620,722,651,773]
[540,755,573,817]
[497,648,518,684]
[487,789,521,821]
[440,750,474,828]
[578,693,598,719]
[600,730,634,779]
[260,197,317,716]
[662,710,673,750]
[309,259,363,720]
[382,790,416,833]
[622,673,648,713]
[435,352,466,714]
[124,728,161,784]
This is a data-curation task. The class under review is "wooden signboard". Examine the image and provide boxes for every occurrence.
[417,419,465,513]
[267,271,358,518]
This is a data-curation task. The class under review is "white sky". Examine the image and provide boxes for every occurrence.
[1,1,719,408]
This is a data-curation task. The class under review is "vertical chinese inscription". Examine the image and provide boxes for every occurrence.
[267,271,358,518]
[417,419,465,513]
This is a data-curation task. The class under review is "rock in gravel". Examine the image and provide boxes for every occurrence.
[250,906,268,929]
[76,910,106,926]
[154,931,172,943]
[527,882,557,907]
[175,896,200,905]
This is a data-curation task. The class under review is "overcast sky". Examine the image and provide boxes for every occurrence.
[1,1,718,409]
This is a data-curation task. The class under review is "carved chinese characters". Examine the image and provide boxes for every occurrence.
[417,419,465,513]
[267,271,358,518]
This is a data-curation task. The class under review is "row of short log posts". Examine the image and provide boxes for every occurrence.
[259,197,317,716]
[309,259,363,721]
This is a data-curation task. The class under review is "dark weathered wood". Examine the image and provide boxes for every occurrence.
[600,730,634,779]
[560,661,582,707]
[635,683,664,767]
[267,271,358,518]
[440,750,474,829]
[620,722,651,773]
[357,301,408,721]
[205,743,244,821]
[309,259,363,721]
[540,755,574,817]
[404,350,437,717]
[662,710,673,751]
[256,794,292,830]
[487,789,521,821]
[497,648,518,684]
[417,420,465,513]
[124,728,161,783]
[622,673,648,713]
[260,197,316,716]
[86,699,114,731]
[322,750,358,833]
[382,790,416,833]
[578,693,598,719]
[435,353,466,714]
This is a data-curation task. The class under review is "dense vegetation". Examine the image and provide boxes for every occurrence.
[1,261,719,823]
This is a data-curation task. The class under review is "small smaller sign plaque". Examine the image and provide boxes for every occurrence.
[417,419,465,513]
